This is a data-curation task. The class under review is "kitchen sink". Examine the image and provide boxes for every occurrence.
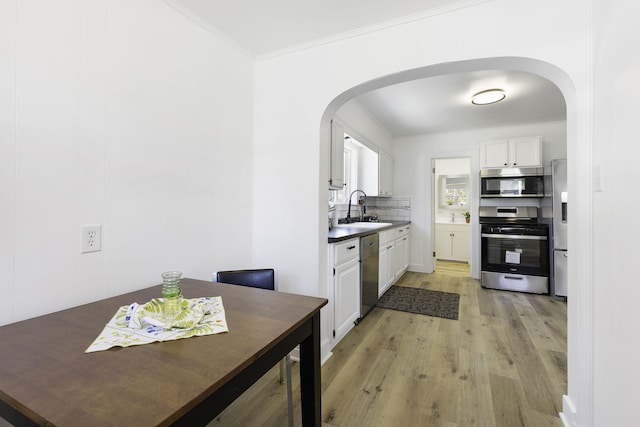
[334,222,392,230]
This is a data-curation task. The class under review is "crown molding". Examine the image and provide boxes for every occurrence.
[165,0,493,61]
[256,0,493,61]
[163,0,257,60]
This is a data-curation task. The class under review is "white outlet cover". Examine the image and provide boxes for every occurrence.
[81,224,102,254]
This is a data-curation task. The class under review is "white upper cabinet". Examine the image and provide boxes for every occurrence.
[331,101,394,194]
[481,139,509,168]
[357,144,380,196]
[356,146,393,198]
[480,137,541,168]
[510,137,541,167]
[378,151,393,197]
[329,120,346,190]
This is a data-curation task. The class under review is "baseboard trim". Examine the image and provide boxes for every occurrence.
[294,339,333,366]
[320,339,333,365]
[560,395,578,427]
[408,263,426,273]
[321,350,333,366]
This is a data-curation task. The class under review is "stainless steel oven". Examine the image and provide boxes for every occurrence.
[480,207,549,294]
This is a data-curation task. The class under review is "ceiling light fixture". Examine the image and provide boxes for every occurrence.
[471,89,506,105]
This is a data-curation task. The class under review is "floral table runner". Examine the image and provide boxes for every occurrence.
[86,296,228,353]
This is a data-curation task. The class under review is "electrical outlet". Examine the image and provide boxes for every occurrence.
[80,224,102,254]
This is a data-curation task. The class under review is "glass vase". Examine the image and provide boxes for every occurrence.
[161,271,183,319]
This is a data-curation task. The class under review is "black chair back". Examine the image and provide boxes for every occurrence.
[215,269,275,291]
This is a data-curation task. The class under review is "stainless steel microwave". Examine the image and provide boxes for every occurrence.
[480,167,544,198]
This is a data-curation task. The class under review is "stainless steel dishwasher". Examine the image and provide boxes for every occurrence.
[359,232,379,321]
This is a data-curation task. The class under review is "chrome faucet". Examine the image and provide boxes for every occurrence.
[451,212,456,223]
[346,190,367,223]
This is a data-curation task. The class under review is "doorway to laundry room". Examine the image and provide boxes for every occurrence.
[433,157,471,276]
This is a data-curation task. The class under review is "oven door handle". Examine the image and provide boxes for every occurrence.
[481,233,548,240]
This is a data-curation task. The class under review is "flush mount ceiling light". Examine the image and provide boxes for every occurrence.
[471,89,506,105]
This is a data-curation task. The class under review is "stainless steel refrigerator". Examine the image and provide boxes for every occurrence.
[551,159,568,298]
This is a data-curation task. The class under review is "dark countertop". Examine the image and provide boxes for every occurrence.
[328,220,411,243]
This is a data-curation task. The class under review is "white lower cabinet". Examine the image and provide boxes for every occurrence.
[397,235,409,275]
[330,238,360,345]
[395,225,410,277]
[378,233,389,297]
[435,224,470,262]
[378,225,411,297]
[387,241,397,288]
[330,226,411,346]
[378,230,392,296]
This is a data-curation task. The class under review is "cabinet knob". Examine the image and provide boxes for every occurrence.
[504,162,508,166]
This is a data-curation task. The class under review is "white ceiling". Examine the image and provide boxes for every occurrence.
[354,70,566,136]
[168,0,567,136]
[168,0,467,57]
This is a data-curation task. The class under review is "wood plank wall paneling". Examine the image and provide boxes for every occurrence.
[210,261,567,427]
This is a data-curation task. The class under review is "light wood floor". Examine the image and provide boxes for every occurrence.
[209,261,567,427]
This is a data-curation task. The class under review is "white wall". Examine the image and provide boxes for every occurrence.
[592,1,640,425]
[3,0,637,425]
[395,121,567,277]
[253,0,594,423]
[0,0,255,325]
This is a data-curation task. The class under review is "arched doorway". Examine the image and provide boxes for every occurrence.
[320,56,586,424]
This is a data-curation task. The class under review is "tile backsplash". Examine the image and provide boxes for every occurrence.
[330,196,411,225]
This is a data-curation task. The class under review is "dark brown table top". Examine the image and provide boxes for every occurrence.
[0,278,327,426]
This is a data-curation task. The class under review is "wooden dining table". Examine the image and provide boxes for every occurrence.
[0,278,327,426]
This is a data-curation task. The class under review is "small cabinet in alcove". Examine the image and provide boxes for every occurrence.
[480,137,541,168]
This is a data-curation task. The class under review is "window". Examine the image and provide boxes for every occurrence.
[439,175,469,208]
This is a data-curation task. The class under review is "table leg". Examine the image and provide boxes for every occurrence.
[299,312,321,426]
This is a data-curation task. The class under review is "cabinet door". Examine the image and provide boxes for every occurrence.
[451,229,470,262]
[378,151,393,197]
[358,145,380,196]
[378,246,388,297]
[395,237,406,278]
[402,227,411,271]
[481,137,541,168]
[334,257,360,343]
[387,241,397,286]
[481,139,510,168]
[330,120,345,190]
[436,227,453,260]
[401,236,410,271]
[510,137,541,167]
